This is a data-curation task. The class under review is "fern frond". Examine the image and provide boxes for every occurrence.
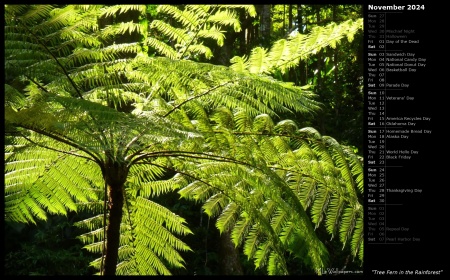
[202,192,228,217]
[100,22,146,40]
[351,216,364,263]
[339,205,360,248]
[132,197,192,274]
[157,5,200,30]
[5,137,102,224]
[325,194,346,240]
[247,47,270,74]
[197,25,225,46]
[229,55,249,74]
[208,10,240,32]
[244,223,264,262]
[150,20,190,46]
[216,202,240,234]
[99,5,146,18]
[231,18,363,74]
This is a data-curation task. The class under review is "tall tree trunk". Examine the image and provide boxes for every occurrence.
[313,5,326,135]
[296,5,307,86]
[213,27,239,66]
[102,159,129,275]
[332,5,340,119]
[239,8,255,55]
[288,4,293,31]
[257,5,272,47]
[219,230,243,275]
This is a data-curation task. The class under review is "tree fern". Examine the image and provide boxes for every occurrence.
[5,4,363,275]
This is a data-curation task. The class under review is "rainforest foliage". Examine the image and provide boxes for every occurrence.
[4,4,364,275]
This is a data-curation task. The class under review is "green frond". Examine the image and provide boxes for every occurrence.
[132,197,192,274]
[323,136,360,202]
[244,223,264,261]
[269,207,289,235]
[248,47,270,74]
[252,114,274,133]
[266,39,290,70]
[343,146,364,195]
[100,5,146,18]
[223,5,257,17]
[19,5,55,24]
[78,228,105,247]
[208,10,241,32]
[178,180,212,202]
[310,185,332,229]
[128,163,166,194]
[116,259,138,276]
[5,4,363,275]
[157,5,200,30]
[136,172,184,198]
[5,138,101,224]
[351,216,364,263]
[231,18,363,74]
[134,243,171,275]
[74,214,105,232]
[150,20,190,46]
[135,197,192,236]
[267,252,287,275]
[211,107,235,130]
[197,26,225,46]
[229,55,249,74]
[151,5,253,60]
[339,205,359,248]
[216,202,240,234]
[231,212,254,247]
[101,22,145,42]
[184,44,214,59]
[325,194,345,240]
[82,240,105,255]
[202,192,228,217]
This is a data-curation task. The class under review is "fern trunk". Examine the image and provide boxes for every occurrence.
[219,230,243,275]
[103,160,129,275]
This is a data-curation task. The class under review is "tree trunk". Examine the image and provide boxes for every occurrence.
[239,9,252,55]
[297,5,307,86]
[219,230,243,275]
[288,4,293,31]
[102,160,129,275]
[257,5,272,47]
[213,27,239,66]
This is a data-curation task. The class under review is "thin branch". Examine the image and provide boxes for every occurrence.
[163,81,233,117]
[145,162,235,202]
[20,22,84,99]
[213,130,313,142]
[100,180,107,276]
[23,73,50,93]
[16,124,104,167]
[179,5,217,59]
[124,143,155,162]
[129,150,259,169]
[19,133,95,162]
[123,130,154,158]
